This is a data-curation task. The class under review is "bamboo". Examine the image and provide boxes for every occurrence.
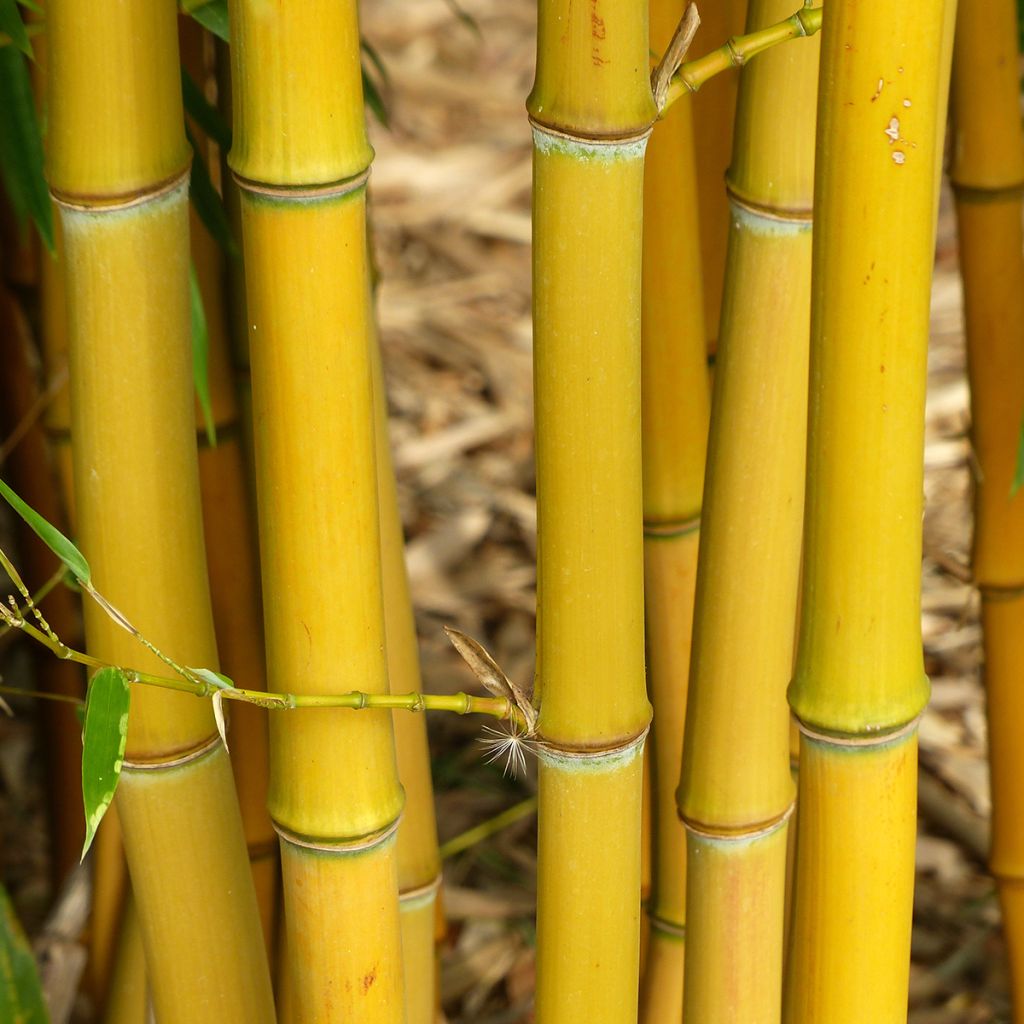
[529,0,654,1018]
[226,2,406,1020]
[691,0,746,357]
[950,0,1024,1015]
[47,2,275,1021]
[782,0,946,1019]
[371,325,444,1023]
[180,20,279,955]
[677,1,818,1020]
[636,0,709,1016]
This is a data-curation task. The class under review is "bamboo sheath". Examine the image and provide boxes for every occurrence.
[636,0,709,1015]
[691,0,746,356]
[529,0,653,1019]
[227,2,406,1020]
[677,1,818,1019]
[950,0,1024,1015]
[46,3,275,1022]
[783,0,946,1019]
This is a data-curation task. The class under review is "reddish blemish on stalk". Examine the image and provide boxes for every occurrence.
[590,0,608,65]
[362,967,377,993]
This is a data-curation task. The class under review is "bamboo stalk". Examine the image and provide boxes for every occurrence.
[691,0,746,358]
[46,2,275,1021]
[529,0,654,1019]
[676,1,819,1020]
[782,0,947,1019]
[371,325,445,1024]
[950,0,1024,1015]
[179,20,279,957]
[636,1,709,1017]
[226,2,406,1020]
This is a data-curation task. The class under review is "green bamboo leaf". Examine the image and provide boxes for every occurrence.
[188,666,234,691]
[0,0,31,58]
[441,0,482,38]
[186,126,239,260]
[15,1,42,15]
[0,884,48,1024]
[0,44,53,251]
[81,667,130,860]
[361,65,390,129]
[1014,416,1024,495]
[189,261,217,448]
[0,478,90,583]
[181,0,229,42]
[181,67,232,151]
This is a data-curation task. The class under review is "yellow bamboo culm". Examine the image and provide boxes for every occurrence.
[677,2,819,1021]
[371,325,445,1024]
[782,1,946,1020]
[46,2,275,1022]
[950,0,1024,1016]
[529,0,654,1019]
[691,0,746,357]
[227,2,406,1020]
[636,0,709,1017]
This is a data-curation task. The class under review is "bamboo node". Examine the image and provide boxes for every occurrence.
[121,732,222,772]
[681,801,794,842]
[535,725,649,769]
[50,167,191,214]
[793,710,924,749]
[399,874,443,909]
[725,183,813,224]
[231,168,370,202]
[978,581,1024,603]
[643,514,701,539]
[528,116,653,148]
[273,812,402,855]
[646,911,686,941]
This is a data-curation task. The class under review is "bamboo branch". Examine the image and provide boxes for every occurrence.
[663,3,823,111]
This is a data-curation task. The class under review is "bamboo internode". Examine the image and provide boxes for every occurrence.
[783,0,947,1019]
[47,2,275,1021]
[677,1,818,1018]
[227,1,406,1019]
[950,0,1024,1014]
[637,0,709,1018]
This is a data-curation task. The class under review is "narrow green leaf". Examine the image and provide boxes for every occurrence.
[0,0,31,58]
[188,667,235,690]
[360,40,391,89]
[361,65,390,129]
[0,45,53,250]
[186,126,239,260]
[15,1,42,15]
[0,885,48,1024]
[0,477,90,583]
[182,0,229,43]
[181,67,232,151]
[188,262,217,448]
[81,667,130,860]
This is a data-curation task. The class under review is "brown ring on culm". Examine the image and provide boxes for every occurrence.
[528,115,653,147]
[681,800,794,842]
[273,811,402,855]
[122,731,222,772]
[794,710,923,749]
[399,875,443,904]
[51,165,192,213]
[644,514,701,539]
[979,581,1024,603]
[231,168,370,201]
[534,724,650,765]
[725,182,813,223]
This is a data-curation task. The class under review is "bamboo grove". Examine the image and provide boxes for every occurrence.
[0,0,1018,1020]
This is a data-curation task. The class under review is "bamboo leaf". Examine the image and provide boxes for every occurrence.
[0,44,53,251]
[181,67,232,151]
[0,884,48,1024]
[189,261,217,448]
[0,477,91,583]
[188,666,234,691]
[212,690,228,751]
[0,0,31,58]
[15,1,42,14]
[186,126,239,260]
[181,0,229,43]
[81,667,130,860]
[441,0,482,38]
[1014,417,1024,495]
[444,626,537,732]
